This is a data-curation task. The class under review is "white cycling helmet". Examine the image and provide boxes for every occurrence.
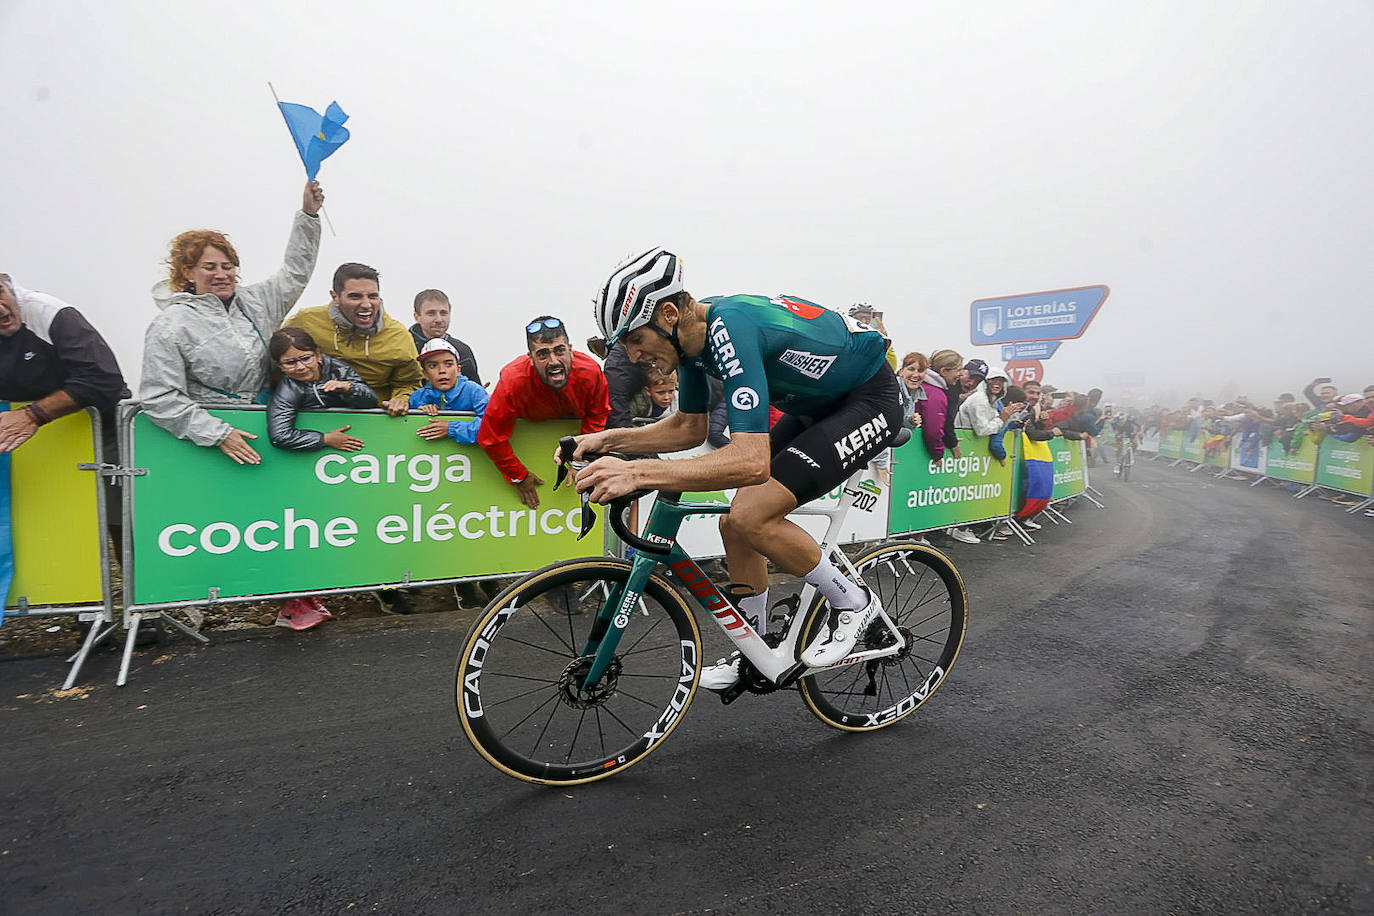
[594,247,684,343]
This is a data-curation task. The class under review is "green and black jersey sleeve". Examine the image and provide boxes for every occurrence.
[677,294,889,434]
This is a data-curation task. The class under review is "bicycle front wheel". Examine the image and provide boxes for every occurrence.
[798,542,967,731]
[455,558,701,786]
[1121,450,1132,482]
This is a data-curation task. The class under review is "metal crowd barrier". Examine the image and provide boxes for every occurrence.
[7,401,1108,687]
[2,406,115,688]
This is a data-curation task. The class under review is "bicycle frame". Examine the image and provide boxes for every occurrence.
[579,471,906,689]
[1114,437,1136,468]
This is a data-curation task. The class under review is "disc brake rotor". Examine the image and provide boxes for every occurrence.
[557,655,622,709]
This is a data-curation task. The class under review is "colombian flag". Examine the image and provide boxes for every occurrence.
[1017,433,1053,519]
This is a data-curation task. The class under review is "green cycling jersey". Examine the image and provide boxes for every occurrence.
[676,294,889,434]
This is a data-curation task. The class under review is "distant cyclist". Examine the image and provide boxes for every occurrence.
[569,248,903,690]
[1111,412,1140,474]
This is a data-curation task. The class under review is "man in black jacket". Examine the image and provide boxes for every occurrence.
[0,273,130,536]
[409,289,482,387]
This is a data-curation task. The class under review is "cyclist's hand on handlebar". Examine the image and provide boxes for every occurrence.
[553,432,597,468]
[574,456,638,504]
[571,431,615,462]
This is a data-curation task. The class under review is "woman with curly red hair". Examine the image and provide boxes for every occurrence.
[139,181,325,464]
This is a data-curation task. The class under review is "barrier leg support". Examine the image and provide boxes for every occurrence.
[1043,505,1072,525]
[1083,486,1106,508]
[1346,498,1373,515]
[117,615,142,687]
[117,611,210,687]
[160,611,209,643]
[62,616,115,690]
[1006,518,1035,546]
[1248,475,1268,487]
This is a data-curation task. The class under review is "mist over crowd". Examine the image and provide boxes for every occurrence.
[3,1,1370,408]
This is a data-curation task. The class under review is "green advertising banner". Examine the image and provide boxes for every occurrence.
[887,430,1015,534]
[1158,430,1183,459]
[1314,437,1374,496]
[1049,439,1087,501]
[129,409,592,606]
[1264,433,1317,484]
[1180,433,1205,464]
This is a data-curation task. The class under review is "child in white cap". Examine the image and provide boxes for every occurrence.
[409,338,489,443]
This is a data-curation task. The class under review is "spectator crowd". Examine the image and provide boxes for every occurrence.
[1134,379,1374,515]
[7,184,1367,632]
[1140,379,1374,455]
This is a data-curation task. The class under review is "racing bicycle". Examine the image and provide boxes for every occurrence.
[1115,435,1136,482]
[454,435,968,786]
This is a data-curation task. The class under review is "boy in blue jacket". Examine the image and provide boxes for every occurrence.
[410,338,488,443]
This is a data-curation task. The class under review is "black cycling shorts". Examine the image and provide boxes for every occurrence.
[767,363,904,507]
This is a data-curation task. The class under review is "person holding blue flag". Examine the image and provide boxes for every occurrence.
[140,182,324,465]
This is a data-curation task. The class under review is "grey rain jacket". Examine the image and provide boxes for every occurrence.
[139,210,322,446]
[266,354,378,451]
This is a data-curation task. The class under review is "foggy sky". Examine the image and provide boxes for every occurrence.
[3,0,1371,408]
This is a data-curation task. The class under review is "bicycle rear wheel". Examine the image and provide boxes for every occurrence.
[455,558,701,785]
[798,542,967,731]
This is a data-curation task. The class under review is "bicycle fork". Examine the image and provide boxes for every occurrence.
[578,554,658,690]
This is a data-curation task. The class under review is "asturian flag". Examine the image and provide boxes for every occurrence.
[276,99,351,180]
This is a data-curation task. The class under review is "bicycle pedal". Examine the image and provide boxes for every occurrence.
[717,680,748,705]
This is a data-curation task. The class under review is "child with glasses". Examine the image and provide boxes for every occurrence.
[266,327,379,452]
[263,327,379,630]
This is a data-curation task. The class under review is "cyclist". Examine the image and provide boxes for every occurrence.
[569,248,904,691]
[1111,412,1141,474]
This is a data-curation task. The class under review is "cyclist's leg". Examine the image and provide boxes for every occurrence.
[720,478,813,576]
[764,367,905,664]
[708,366,903,679]
[717,413,807,596]
[703,420,824,690]
[716,478,809,637]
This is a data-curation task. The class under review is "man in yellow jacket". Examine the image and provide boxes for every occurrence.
[283,262,422,416]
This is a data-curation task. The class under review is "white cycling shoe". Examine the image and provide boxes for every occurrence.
[699,653,743,692]
[801,587,881,668]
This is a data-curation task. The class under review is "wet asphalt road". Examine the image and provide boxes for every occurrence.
[3,459,1371,915]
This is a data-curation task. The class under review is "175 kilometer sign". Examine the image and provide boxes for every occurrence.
[128,409,590,606]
